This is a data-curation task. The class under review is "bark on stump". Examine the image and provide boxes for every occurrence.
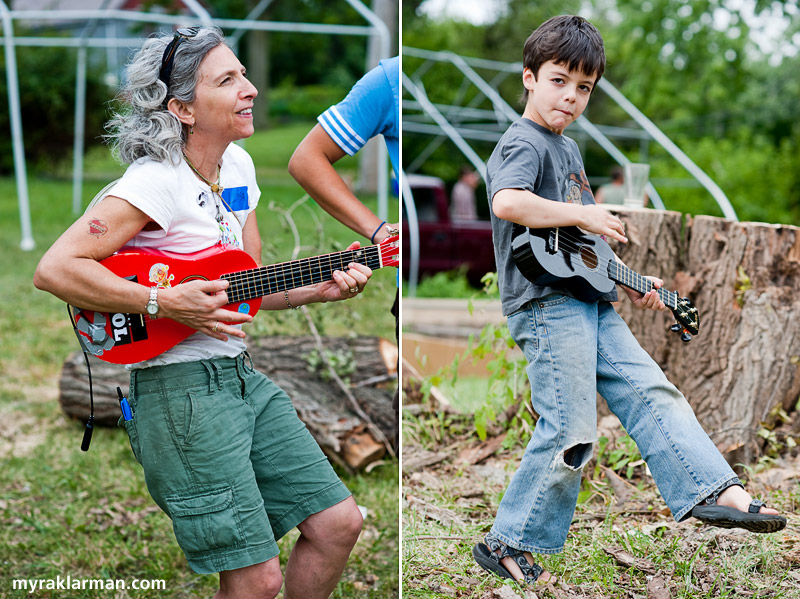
[607,207,800,466]
[59,335,397,470]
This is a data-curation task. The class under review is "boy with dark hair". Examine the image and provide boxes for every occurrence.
[472,15,785,586]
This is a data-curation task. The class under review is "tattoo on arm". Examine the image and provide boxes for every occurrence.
[88,218,108,237]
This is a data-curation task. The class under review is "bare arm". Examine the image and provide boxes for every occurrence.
[34,196,155,313]
[492,188,628,244]
[288,124,396,243]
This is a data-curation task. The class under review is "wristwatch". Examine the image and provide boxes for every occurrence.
[146,286,159,319]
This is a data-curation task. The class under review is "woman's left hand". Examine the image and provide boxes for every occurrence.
[625,276,667,311]
[317,241,373,303]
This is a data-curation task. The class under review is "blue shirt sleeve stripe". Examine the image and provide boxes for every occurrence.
[329,105,367,147]
[318,110,361,156]
[316,57,399,173]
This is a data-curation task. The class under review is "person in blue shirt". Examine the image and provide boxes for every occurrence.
[289,56,400,446]
[289,56,399,242]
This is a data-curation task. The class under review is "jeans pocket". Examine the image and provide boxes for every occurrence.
[508,303,539,358]
[537,292,569,308]
[119,415,142,465]
[165,486,244,556]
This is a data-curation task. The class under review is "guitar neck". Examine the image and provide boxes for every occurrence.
[223,245,383,303]
[609,261,677,310]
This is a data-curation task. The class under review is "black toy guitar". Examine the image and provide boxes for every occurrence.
[511,225,699,341]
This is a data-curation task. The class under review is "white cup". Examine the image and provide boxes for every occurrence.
[623,163,650,208]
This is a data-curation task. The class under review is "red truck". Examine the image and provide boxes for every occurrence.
[402,174,496,287]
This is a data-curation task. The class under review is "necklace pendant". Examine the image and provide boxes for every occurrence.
[211,183,220,194]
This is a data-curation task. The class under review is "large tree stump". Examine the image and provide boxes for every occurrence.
[59,336,397,470]
[607,208,800,465]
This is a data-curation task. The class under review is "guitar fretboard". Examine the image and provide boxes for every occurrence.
[223,246,382,303]
[609,261,677,309]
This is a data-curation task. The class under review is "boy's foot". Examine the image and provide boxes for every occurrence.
[691,484,786,533]
[472,535,555,585]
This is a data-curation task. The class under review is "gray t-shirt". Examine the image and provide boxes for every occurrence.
[487,119,617,315]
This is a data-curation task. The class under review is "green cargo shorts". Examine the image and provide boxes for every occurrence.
[121,352,351,574]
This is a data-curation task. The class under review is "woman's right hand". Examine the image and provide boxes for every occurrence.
[159,279,253,341]
[579,205,628,244]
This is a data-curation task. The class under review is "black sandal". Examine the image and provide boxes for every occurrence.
[472,533,544,585]
[692,498,787,534]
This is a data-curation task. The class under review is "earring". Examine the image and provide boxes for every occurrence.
[189,123,194,135]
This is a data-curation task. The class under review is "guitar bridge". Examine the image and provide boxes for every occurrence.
[547,228,560,255]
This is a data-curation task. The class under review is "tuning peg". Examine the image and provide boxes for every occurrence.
[670,323,682,333]
[680,331,692,342]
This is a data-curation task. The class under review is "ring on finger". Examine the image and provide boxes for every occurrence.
[212,321,219,333]
[349,287,358,293]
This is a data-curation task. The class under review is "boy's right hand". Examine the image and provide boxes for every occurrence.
[579,205,628,243]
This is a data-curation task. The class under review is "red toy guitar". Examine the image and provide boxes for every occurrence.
[70,235,399,364]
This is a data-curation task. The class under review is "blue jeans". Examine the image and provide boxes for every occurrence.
[490,295,738,554]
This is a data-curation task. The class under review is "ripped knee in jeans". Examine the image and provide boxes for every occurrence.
[560,442,594,471]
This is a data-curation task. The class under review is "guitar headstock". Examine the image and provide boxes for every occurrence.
[671,296,700,336]
[377,234,399,268]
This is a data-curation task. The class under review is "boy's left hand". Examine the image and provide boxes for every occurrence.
[625,277,667,311]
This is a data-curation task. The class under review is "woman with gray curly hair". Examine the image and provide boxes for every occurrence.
[35,26,369,599]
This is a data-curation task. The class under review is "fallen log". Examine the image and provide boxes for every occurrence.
[59,335,397,470]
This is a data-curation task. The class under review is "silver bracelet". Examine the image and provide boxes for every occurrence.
[284,289,298,310]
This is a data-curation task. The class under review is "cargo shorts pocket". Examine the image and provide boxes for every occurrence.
[118,415,142,465]
[165,486,244,556]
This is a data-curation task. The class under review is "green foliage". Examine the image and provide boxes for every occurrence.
[268,83,352,122]
[595,435,645,480]
[0,33,112,175]
[734,265,752,307]
[404,267,480,298]
[211,0,370,89]
[305,348,357,382]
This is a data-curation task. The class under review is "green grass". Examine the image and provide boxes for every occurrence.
[402,401,799,599]
[403,269,494,300]
[0,123,399,598]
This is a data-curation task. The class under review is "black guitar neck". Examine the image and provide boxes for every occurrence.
[608,261,678,311]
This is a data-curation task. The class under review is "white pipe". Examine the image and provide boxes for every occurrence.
[1,0,34,250]
[401,170,420,298]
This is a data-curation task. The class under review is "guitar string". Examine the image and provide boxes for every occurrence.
[222,242,397,301]
[524,227,662,293]
[517,228,679,308]
[222,244,390,288]
[224,248,379,299]
[222,241,394,285]
[221,237,396,285]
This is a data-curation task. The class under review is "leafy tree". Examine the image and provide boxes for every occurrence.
[0,36,110,175]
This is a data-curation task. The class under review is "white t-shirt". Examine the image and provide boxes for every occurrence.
[105,143,260,368]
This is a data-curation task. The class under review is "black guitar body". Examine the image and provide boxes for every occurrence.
[511,225,615,302]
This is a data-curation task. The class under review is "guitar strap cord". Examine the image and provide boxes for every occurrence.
[67,304,95,452]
